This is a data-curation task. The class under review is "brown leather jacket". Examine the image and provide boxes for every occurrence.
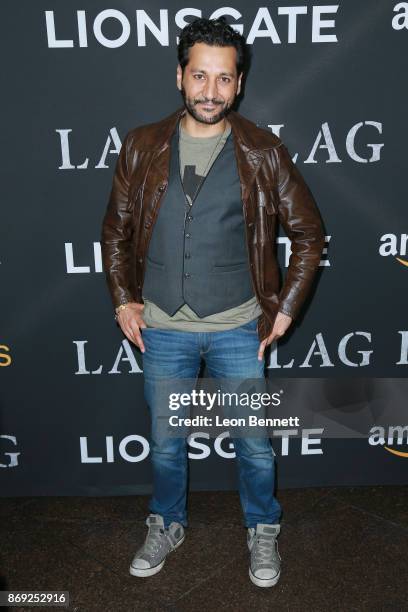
[101,105,325,341]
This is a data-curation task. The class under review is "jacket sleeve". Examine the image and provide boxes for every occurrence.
[274,142,325,320]
[100,130,137,310]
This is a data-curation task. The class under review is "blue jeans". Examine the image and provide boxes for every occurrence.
[141,317,282,529]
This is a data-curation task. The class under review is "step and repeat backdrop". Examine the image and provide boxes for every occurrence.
[1,1,407,495]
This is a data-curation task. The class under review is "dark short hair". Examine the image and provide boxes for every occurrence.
[177,16,247,77]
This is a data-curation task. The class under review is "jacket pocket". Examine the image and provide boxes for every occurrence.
[212,261,248,273]
[146,255,165,269]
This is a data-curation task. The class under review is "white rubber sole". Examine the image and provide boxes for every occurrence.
[249,568,281,588]
[129,533,186,577]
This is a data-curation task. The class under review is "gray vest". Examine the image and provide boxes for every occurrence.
[142,123,255,317]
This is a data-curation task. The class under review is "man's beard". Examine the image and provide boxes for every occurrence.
[180,84,233,125]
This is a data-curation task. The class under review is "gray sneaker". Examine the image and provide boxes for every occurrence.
[247,523,281,587]
[129,513,185,577]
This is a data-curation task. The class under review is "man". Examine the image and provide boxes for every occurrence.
[101,16,325,588]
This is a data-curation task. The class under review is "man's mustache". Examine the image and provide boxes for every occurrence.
[194,99,223,105]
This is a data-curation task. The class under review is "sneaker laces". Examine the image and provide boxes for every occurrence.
[253,533,277,564]
[143,525,167,556]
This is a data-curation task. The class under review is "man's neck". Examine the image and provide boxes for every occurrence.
[180,112,229,138]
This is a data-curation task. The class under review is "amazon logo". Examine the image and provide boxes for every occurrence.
[368,425,408,458]
[379,233,408,267]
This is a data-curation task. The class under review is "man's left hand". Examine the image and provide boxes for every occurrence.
[257,311,293,361]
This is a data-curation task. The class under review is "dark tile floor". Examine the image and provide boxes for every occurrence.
[1,486,407,612]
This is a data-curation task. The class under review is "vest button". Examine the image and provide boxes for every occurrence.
[185,252,191,258]
[187,215,193,221]
[184,272,191,278]
[158,184,166,192]
[185,233,191,238]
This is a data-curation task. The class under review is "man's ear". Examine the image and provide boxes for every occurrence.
[176,64,182,91]
[236,71,243,96]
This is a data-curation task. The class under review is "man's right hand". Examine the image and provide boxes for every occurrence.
[115,302,147,353]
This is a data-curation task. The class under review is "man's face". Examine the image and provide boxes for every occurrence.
[176,42,242,125]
